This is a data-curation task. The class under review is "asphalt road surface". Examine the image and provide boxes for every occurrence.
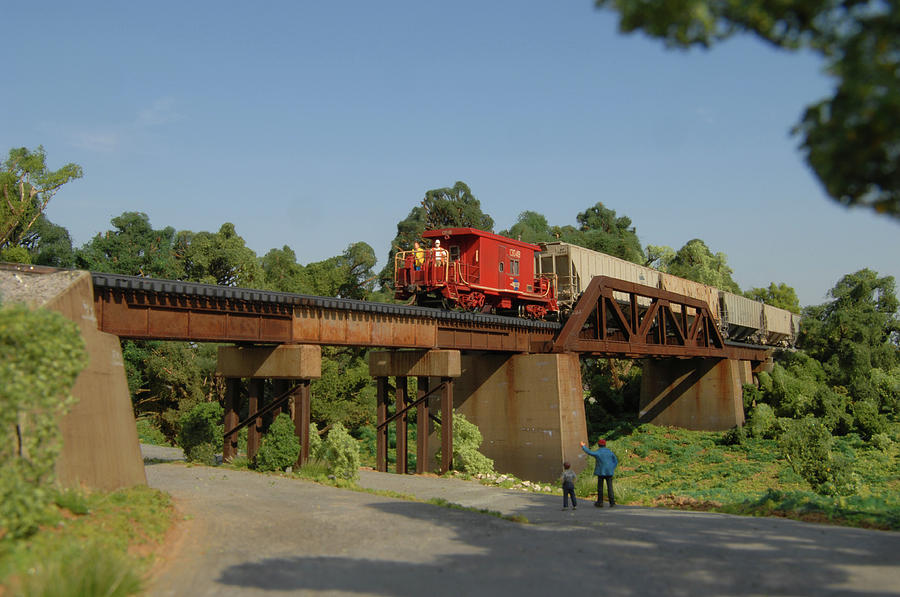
[142,447,900,597]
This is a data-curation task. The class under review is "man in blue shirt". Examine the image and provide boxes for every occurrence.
[581,439,618,507]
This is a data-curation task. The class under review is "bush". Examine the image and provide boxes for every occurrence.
[135,417,169,446]
[177,401,223,463]
[851,400,888,440]
[779,416,857,496]
[308,422,325,461]
[255,413,300,472]
[435,412,495,475]
[322,422,360,481]
[720,425,746,446]
[0,304,87,539]
[747,404,779,439]
[186,442,218,466]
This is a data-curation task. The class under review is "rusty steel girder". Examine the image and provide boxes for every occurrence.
[552,276,767,361]
[91,272,557,352]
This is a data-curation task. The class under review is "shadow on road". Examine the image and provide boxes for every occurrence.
[214,497,899,596]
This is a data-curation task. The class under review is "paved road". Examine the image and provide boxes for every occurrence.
[142,446,900,597]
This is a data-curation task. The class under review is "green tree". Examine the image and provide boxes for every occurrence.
[500,210,555,244]
[655,239,740,292]
[422,181,494,231]
[22,215,75,268]
[255,413,301,472]
[594,0,900,218]
[800,269,900,395]
[261,246,307,293]
[173,222,263,287]
[311,347,376,430]
[561,202,644,263]
[304,242,377,300]
[745,282,802,314]
[0,304,87,538]
[76,212,182,278]
[0,146,83,250]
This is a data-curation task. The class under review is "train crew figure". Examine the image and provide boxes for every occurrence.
[413,242,425,271]
[581,439,617,507]
[432,239,448,266]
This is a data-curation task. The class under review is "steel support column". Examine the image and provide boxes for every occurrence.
[223,378,240,462]
[292,380,311,467]
[441,377,453,474]
[395,376,408,474]
[416,376,430,474]
[376,377,388,472]
[247,378,264,461]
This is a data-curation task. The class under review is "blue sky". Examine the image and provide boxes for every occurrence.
[4,1,897,307]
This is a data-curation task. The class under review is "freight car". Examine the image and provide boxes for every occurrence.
[535,241,798,347]
[393,228,558,318]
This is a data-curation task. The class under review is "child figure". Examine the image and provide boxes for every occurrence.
[561,461,577,510]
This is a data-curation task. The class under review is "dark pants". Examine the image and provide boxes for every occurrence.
[563,484,577,508]
[596,475,615,505]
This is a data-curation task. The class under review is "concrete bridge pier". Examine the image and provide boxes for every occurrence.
[639,358,752,430]
[368,350,461,474]
[436,352,589,483]
[217,345,321,466]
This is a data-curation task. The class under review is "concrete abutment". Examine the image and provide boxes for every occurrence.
[639,358,750,430]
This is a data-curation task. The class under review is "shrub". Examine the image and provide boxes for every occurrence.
[308,422,325,461]
[187,442,218,466]
[851,399,888,440]
[12,541,143,597]
[434,412,495,475]
[747,403,779,439]
[177,401,223,462]
[0,304,87,539]
[135,417,169,446]
[720,425,746,446]
[322,422,360,481]
[870,432,893,453]
[779,416,857,496]
[255,413,300,472]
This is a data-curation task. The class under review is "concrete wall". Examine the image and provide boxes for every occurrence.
[639,358,748,431]
[431,352,588,482]
[2,269,147,491]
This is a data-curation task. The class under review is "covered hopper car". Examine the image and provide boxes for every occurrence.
[536,241,799,347]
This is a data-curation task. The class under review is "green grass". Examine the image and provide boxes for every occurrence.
[590,422,900,530]
[0,485,176,596]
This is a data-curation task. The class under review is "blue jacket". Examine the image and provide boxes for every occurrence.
[582,445,618,476]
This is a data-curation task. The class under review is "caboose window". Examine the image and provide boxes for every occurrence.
[449,246,460,261]
[511,260,519,275]
[499,261,504,273]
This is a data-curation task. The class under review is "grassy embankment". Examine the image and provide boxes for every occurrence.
[566,423,900,530]
[0,485,176,597]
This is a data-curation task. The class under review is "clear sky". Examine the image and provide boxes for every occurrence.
[4,1,897,307]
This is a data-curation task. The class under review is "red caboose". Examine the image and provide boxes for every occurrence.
[394,228,558,318]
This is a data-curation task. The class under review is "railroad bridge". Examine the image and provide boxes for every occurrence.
[1,265,771,490]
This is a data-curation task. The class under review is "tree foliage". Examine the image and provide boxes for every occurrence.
[422,181,494,231]
[76,212,182,278]
[799,269,899,393]
[321,422,360,481]
[0,304,87,538]
[564,202,644,263]
[0,146,83,250]
[651,238,740,292]
[499,210,556,244]
[311,347,376,430]
[744,282,801,314]
[594,0,900,219]
[174,222,262,287]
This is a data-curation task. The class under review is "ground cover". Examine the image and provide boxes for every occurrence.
[579,422,900,530]
[0,485,177,597]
